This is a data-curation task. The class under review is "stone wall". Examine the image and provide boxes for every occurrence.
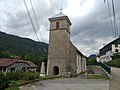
[69,41,77,76]
[47,14,87,77]
[47,29,70,76]
[48,30,70,59]
[81,56,87,72]
[69,41,87,76]
[7,62,29,72]
[50,19,70,32]
[76,53,82,74]
[87,66,109,77]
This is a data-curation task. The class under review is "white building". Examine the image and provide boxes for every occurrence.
[98,37,120,62]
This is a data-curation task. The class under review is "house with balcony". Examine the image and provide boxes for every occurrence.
[98,37,120,62]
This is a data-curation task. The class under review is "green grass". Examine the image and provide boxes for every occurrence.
[40,76,60,80]
[4,86,19,90]
[87,74,109,79]
[4,79,39,90]
[9,79,40,86]
[5,76,59,90]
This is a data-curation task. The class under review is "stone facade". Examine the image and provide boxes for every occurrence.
[47,12,86,77]
[0,62,29,73]
[0,59,37,73]
[6,62,29,72]
[87,66,110,77]
[69,42,87,76]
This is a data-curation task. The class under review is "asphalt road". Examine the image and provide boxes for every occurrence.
[109,67,120,90]
[20,78,109,90]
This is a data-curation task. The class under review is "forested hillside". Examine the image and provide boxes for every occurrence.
[0,31,48,70]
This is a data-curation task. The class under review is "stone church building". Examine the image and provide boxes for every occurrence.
[47,12,87,77]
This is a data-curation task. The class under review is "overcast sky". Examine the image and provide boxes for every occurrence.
[0,0,120,56]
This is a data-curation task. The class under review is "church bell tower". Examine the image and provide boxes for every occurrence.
[47,11,72,76]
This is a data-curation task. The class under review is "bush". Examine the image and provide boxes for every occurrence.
[87,58,97,66]
[0,73,9,89]
[22,72,39,80]
[4,86,19,90]
[112,53,120,59]
[6,71,23,81]
[6,71,39,81]
[106,59,120,68]
[79,71,86,74]
[0,71,39,90]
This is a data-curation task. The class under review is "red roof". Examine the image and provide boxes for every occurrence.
[25,61,37,68]
[0,58,37,68]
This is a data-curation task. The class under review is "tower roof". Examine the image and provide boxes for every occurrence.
[51,12,67,18]
[49,12,72,26]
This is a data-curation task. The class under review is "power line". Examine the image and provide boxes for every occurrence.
[104,0,119,38]
[23,0,47,52]
[104,0,107,3]
[112,0,119,37]
[106,0,114,38]
[23,0,40,41]
[29,0,47,52]
[112,0,116,37]
[29,0,44,42]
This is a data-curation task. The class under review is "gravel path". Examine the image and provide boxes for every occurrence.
[20,78,109,90]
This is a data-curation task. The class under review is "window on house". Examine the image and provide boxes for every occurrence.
[115,44,118,47]
[3,68,6,72]
[22,67,26,72]
[0,68,2,71]
[11,68,15,72]
[56,22,59,29]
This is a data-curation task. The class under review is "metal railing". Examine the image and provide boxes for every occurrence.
[91,62,111,75]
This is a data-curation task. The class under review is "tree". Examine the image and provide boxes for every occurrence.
[87,58,97,66]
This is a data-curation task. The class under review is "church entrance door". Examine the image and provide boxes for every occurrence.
[53,66,59,75]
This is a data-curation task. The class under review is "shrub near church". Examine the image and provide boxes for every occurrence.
[0,71,39,90]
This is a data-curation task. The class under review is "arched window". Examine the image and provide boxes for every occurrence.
[56,22,59,29]
[115,49,118,53]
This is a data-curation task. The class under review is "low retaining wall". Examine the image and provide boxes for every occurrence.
[87,66,110,77]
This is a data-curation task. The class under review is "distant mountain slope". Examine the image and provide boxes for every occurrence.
[0,31,48,66]
[88,54,96,58]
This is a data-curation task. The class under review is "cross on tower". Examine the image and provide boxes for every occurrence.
[60,6,63,13]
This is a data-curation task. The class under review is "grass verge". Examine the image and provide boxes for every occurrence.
[5,76,60,90]
[87,74,109,79]
[4,86,19,90]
